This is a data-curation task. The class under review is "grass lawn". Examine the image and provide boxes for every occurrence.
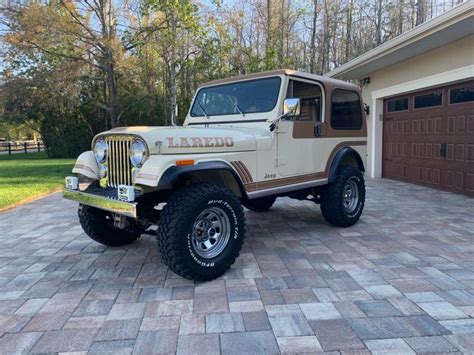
[0,152,75,210]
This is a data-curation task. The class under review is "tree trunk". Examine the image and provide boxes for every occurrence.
[321,0,330,73]
[170,12,177,126]
[376,0,383,45]
[309,0,318,73]
[105,57,118,127]
[416,0,426,25]
[266,0,273,69]
[279,0,284,66]
[398,0,404,35]
[345,0,354,62]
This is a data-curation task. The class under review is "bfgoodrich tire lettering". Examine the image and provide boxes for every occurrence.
[320,166,365,227]
[78,205,141,246]
[156,183,246,281]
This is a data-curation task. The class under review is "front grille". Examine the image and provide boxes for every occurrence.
[105,135,133,187]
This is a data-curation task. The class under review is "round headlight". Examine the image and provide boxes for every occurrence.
[94,138,107,164]
[130,139,147,167]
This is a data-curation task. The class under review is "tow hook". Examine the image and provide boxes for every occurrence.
[113,213,127,229]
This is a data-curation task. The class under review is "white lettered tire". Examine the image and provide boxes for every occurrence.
[156,183,246,281]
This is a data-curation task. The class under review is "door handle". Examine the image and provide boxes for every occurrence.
[314,122,323,137]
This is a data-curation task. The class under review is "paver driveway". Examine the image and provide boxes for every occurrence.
[0,179,473,354]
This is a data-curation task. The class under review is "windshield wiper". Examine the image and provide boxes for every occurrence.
[228,97,245,117]
[197,100,210,119]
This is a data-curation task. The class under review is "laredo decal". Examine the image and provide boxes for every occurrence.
[167,137,234,148]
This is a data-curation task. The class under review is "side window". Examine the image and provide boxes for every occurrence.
[286,80,323,122]
[331,89,362,130]
[450,84,474,104]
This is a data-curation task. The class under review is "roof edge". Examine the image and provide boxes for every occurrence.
[197,69,360,90]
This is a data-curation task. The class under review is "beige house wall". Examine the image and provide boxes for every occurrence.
[361,35,474,104]
[361,35,474,179]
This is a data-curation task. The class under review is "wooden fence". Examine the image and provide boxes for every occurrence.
[0,142,45,155]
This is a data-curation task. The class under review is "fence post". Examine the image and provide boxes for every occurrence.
[37,142,41,152]
[8,143,11,155]
[24,142,27,154]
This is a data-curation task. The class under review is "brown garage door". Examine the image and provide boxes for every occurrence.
[383,80,474,196]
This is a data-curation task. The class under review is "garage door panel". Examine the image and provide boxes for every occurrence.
[455,144,465,161]
[468,114,474,132]
[383,80,474,196]
[435,117,443,133]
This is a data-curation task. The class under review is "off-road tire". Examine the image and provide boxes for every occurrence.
[320,166,365,227]
[78,205,141,246]
[156,183,246,281]
[243,196,276,212]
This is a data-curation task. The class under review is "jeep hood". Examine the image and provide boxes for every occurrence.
[100,125,271,154]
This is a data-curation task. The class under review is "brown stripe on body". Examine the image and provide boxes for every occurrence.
[240,162,254,183]
[249,141,366,192]
[236,161,253,183]
[244,182,258,192]
[231,161,249,184]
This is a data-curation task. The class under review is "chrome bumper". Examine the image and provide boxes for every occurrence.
[63,188,137,218]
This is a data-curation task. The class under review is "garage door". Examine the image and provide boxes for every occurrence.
[383,80,474,196]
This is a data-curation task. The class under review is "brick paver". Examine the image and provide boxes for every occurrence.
[0,179,473,353]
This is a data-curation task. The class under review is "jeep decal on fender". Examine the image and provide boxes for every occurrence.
[167,137,234,148]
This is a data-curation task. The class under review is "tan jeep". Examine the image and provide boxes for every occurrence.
[64,69,367,281]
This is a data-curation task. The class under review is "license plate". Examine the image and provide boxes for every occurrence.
[118,185,135,202]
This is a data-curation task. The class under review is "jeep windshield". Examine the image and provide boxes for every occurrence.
[190,77,281,117]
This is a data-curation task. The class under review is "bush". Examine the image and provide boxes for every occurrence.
[41,114,94,158]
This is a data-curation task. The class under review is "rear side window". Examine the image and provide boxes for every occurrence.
[387,98,408,112]
[331,89,362,130]
[414,92,442,109]
[450,85,474,104]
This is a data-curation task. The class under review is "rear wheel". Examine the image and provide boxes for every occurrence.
[156,183,246,281]
[320,166,365,227]
[78,205,141,246]
[243,196,276,212]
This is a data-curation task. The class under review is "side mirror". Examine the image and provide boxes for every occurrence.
[283,98,301,117]
[269,98,301,132]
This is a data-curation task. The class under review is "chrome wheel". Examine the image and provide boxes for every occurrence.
[191,207,231,259]
[343,178,359,213]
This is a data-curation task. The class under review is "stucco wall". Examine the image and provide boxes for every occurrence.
[361,34,474,104]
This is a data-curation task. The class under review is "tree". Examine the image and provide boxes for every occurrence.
[0,0,464,157]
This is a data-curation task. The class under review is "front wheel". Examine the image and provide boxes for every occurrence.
[320,166,365,227]
[156,183,246,281]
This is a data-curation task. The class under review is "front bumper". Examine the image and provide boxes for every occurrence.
[63,188,137,218]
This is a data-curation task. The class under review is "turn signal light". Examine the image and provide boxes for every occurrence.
[176,160,195,166]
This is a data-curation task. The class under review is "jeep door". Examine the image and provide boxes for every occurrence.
[276,78,327,176]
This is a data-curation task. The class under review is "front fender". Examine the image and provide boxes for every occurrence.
[72,151,99,179]
[134,153,251,188]
[158,161,245,189]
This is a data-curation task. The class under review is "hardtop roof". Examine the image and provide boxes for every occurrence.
[198,69,360,91]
